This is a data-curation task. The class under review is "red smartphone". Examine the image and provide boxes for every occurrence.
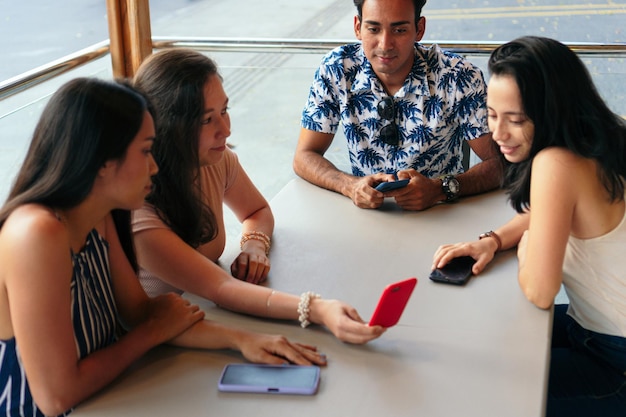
[368,277,418,327]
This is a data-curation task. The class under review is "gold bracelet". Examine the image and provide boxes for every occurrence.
[240,231,271,255]
[479,230,502,253]
[266,290,276,310]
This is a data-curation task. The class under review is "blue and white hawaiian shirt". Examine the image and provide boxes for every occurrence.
[301,43,489,178]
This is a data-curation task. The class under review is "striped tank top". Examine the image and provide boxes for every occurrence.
[0,229,119,416]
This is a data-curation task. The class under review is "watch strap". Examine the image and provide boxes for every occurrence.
[478,231,502,253]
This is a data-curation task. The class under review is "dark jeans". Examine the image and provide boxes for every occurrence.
[547,304,626,416]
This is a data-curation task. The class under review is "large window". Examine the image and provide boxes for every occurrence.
[1,1,625,202]
[3,1,624,82]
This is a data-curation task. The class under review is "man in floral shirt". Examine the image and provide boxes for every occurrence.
[293,0,502,210]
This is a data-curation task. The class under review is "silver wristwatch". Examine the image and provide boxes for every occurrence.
[441,174,460,202]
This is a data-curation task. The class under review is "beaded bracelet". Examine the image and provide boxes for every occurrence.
[297,291,321,328]
[240,231,271,255]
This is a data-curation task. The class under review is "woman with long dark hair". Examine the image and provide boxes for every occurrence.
[0,78,326,417]
[432,36,626,415]
[133,49,384,344]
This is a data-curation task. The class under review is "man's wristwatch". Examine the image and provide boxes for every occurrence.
[441,174,460,202]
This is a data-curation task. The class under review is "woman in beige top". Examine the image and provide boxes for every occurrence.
[132,49,384,344]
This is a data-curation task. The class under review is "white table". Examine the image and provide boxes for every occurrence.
[75,178,551,417]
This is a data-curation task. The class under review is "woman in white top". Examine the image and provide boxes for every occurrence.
[432,36,626,416]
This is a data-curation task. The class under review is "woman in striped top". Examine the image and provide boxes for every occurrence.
[0,78,326,417]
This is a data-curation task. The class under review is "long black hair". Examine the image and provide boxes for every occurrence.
[488,36,626,213]
[134,48,218,248]
[0,77,152,271]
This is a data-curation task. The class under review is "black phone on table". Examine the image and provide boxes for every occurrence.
[429,256,476,285]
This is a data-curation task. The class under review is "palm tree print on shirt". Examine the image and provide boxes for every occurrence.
[301,42,489,177]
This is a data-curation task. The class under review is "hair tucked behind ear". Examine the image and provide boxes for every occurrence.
[488,36,626,213]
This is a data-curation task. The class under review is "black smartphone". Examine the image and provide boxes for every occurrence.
[429,256,476,285]
[375,179,410,192]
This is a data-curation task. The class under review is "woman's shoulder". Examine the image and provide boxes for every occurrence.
[535,146,576,159]
[532,147,598,189]
[533,147,591,171]
[0,205,68,272]
[131,202,168,232]
[1,204,64,241]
